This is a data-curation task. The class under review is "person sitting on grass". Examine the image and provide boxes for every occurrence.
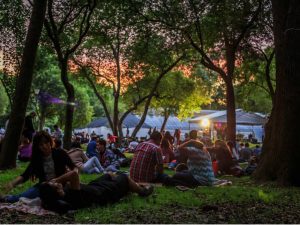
[86,135,98,158]
[71,136,82,149]
[208,140,243,177]
[1,131,76,203]
[161,137,175,163]
[97,139,120,172]
[18,133,32,162]
[127,137,139,153]
[39,170,154,214]
[67,148,104,174]
[130,131,166,183]
[240,142,252,162]
[163,130,216,187]
[244,156,259,175]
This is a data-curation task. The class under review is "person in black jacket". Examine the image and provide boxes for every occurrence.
[1,131,76,203]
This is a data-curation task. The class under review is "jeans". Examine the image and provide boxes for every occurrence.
[82,156,104,174]
[6,185,40,203]
[105,164,119,172]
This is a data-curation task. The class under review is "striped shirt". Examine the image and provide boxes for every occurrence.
[186,146,216,186]
[130,141,163,182]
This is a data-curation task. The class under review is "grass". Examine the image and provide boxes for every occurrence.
[1,161,300,223]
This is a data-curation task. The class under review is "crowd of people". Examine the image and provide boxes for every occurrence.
[0,112,263,214]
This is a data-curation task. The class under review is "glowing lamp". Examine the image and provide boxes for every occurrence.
[201,118,210,127]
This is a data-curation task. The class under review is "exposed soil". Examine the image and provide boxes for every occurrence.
[1,200,299,224]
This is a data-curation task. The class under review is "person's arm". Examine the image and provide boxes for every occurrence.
[81,150,89,162]
[176,139,194,153]
[178,139,199,149]
[50,170,80,190]
[4,176,24,194]
[3,161,34,194]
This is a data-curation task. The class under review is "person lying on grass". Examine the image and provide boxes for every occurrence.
[1,131,76,203]
[39,170,154,214]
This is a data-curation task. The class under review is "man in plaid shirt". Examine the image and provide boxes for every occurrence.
[130,131,164,183]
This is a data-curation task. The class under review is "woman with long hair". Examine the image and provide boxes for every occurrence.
[161,138,175,163]
[1,131,76,203]
[211,140,243,176]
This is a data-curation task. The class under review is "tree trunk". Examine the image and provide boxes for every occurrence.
[60,62,75,150]
[225,79,236,144]
[112,92,119,137]
[131,56,184,138]
[118,122,123,139]
[160,110,170,132]
[38,106,46,131]
[131,97,152,138]
[0,0,47,169]
[254,0,300,186]
[264,50,275,103]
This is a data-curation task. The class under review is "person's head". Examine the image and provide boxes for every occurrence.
[32,131,53,159]
[150,131,162,145]
[249,156,259,165]
[97,139,107,153]
[214,139,227,149]
[189,130,198,140]
[20,135,30,145]
[161,137,171,149]
[245,142,249,148]
[22,131,33,144]
[54,138,62,149]
[164,131,172,138]
[39,182,72,214]
[226,141,234,149]
[54,125,58,130]
[30,111,36,118]
[255,145,260,149]
[240,143,244,147]
[91,135,97,141]
[40,183,61,205]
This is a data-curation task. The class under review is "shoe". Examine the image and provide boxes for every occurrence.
[175,185,191,191]
[138,185,154,197]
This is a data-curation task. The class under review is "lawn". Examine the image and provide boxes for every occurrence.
[1,161,300,224]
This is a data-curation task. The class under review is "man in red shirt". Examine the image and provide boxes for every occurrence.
[130,131,164,183]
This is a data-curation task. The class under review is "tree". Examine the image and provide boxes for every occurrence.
[254,0,300,186]
[29,47,65,130]
[235,48,275,113]
[44,0,97,149]
[132,0,263,144]
[74,3,184,138]
[149,71,211,132]
[0,72,16,108]
[0,0,30,109]
[0,0,48,169]
[0,83,9,116]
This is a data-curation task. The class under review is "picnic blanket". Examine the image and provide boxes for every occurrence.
[0,197,57,216]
